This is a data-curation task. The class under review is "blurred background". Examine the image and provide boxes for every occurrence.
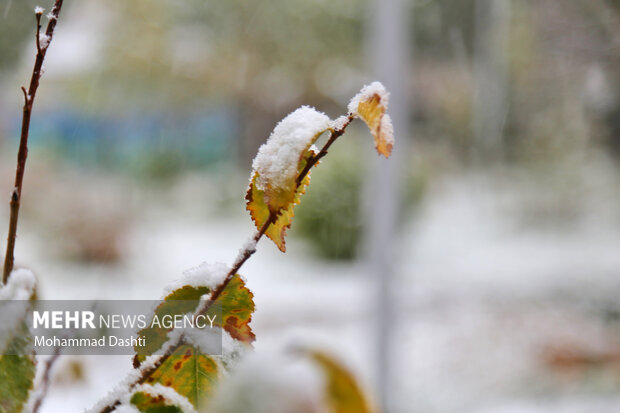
[1,0,620,412]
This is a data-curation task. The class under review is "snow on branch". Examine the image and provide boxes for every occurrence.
[0,268,36,301]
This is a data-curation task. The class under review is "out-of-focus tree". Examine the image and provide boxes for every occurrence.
[0,0,40,75]
[54,0,366,163]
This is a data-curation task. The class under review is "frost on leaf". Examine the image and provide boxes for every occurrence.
[247,106,330,251]
[348,81,394,157]
[130,383,196,413]
[252,106,330,193]
[0,269,37,413]
[135,273,255,361]
[309,350,374,413]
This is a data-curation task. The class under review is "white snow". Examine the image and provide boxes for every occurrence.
[47,12,57,21]
[164,262,229,296]
[128,384,197,413]
[330,115,350,131]
[218,330,249,369]
[232,238,257,268]
[183,327,249,370]
[85,342,182,413]
[207,351,326,413]
[252,106,331,191]
[109,405,140,413]
[34,6,45,14]
[183,326,221,356]
[380,114,395,147]
[84,365,145,413]
[347,81,389,115]
[39,33,51,50]
[0,268,36,300]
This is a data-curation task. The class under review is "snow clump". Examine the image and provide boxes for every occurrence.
[252,106,331,191]
[164,262,229,297]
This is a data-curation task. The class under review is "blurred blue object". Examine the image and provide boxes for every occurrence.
[10,105,239,171]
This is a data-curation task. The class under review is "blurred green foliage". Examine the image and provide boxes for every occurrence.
[295,143,363,260]
[295,139,427,260]
[67,0,364,112]
[0,0,40,74]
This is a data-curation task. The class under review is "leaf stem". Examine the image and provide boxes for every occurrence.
[2,0,64,284]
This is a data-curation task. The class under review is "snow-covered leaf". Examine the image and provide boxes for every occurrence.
[309,350,374,413]
[246,106,330,251]
[348,82,394,157]
[206,352,326,413]
[246,150,315,252]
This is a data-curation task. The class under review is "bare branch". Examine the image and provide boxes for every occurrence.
[3,0,64,284]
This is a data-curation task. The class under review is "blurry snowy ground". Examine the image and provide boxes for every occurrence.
[2,156,620,413]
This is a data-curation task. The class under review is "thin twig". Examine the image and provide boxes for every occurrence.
[96,117,355,413]
[3,0,64,284]
[296,115,354,187]
[31,350,62,413]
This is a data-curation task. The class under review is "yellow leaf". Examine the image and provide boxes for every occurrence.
[309,351,376,413]
[246,150,316,252]
[246,107,330,251]
[349,82,394,158]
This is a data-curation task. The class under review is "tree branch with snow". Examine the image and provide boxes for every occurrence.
[92,82,394,412]
[0,7,394,407]
[2,0,64,284]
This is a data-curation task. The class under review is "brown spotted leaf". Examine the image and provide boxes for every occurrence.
[143,344,219,409]
[217,272,255,343]
[130,390,184,412]
[135,274,255,362]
